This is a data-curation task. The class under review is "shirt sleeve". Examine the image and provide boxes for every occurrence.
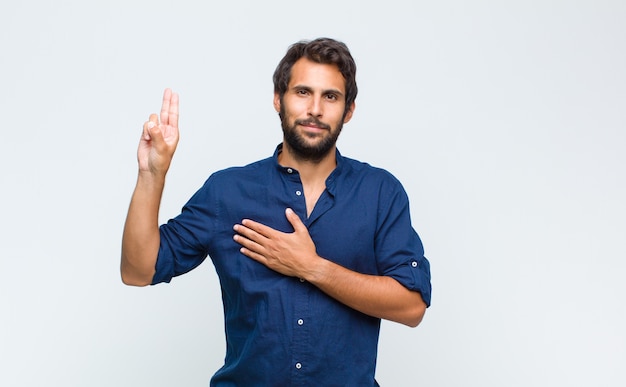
[152,177,217,285]
[374,176,432,307]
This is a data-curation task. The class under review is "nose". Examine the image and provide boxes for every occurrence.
[308,96,323,118]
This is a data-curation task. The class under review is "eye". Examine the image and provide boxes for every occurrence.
[325,93,338,101]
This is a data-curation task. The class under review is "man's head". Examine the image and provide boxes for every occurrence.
[273,37,358,118]
[273,38,358,162]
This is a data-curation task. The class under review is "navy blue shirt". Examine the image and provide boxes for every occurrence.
[153,145,431,386]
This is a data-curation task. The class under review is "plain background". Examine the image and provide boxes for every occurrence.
[1,1,624,386]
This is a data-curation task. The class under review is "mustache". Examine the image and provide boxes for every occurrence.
[295,117,331,130]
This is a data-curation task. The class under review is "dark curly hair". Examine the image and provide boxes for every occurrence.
[273,37,358,118]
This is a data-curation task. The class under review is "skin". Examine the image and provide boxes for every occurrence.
[275,58,354,216]
[120,88,178,286]
[121,59,426,327]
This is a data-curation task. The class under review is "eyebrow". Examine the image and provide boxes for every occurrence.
[292,84,345,98]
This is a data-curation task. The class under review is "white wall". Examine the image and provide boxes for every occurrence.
[1,1,624,386]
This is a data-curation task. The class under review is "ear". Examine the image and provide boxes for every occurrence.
[343,102,356,123]
[273,92,281,113]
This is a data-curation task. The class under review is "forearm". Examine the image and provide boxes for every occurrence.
[233,210,427,326]
[305,258,427,327]
[121,172,166,286]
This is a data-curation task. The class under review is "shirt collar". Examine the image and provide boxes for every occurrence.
[272,143,345,196]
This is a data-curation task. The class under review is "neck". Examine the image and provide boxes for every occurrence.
[278,142,337,185]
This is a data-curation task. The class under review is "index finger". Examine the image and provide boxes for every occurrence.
[160,88,179,128]
[239,219,277,239]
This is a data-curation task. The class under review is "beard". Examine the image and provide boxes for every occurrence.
[280,106,343,163]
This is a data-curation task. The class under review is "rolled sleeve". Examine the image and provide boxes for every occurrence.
[151,178,216,285]
[374,176,432,306]
[385,255,432,307]
[152,222,208,285]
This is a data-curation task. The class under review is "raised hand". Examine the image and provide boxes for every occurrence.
[138,88,180,175]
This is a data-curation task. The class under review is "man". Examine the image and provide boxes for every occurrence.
[121,37,431,386]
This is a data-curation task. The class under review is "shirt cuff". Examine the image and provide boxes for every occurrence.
[387,257,432,307]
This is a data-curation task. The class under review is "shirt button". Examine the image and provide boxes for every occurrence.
[411,261,418,268]
[299,278,305,282]
[295,362,302,369]
[297,319,304,325]
[287,168,293,174]
[295,190,302,196]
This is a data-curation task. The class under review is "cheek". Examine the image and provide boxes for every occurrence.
[330,108,348,125]
[284,99,307,115]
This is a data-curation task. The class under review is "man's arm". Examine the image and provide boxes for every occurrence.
[233,208,427,327]
[121,89,180,286]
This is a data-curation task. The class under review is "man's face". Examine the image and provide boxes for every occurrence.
[274,58,355,162]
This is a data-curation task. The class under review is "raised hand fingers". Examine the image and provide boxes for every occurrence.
[169,91,179,128]
[160,88,179,128]
[142,114,159,140]
[160,88,171,125]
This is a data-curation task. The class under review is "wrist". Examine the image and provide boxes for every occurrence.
[136,169,167,192]
[303,255,332,285]
[138,168,166,181]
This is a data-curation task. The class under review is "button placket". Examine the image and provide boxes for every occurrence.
[283,171,305,217]
[290,275,309,382]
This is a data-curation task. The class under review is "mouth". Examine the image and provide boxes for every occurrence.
[296,119,330,131]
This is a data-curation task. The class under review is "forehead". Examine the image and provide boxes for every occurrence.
[288,58,346,93]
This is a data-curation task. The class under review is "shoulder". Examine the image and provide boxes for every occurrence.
[186,157,273,203]
[341,155,404,188]
[205,156,273,183]
[339,157,415,222]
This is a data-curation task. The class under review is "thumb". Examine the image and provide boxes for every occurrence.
[285,208,306,232]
